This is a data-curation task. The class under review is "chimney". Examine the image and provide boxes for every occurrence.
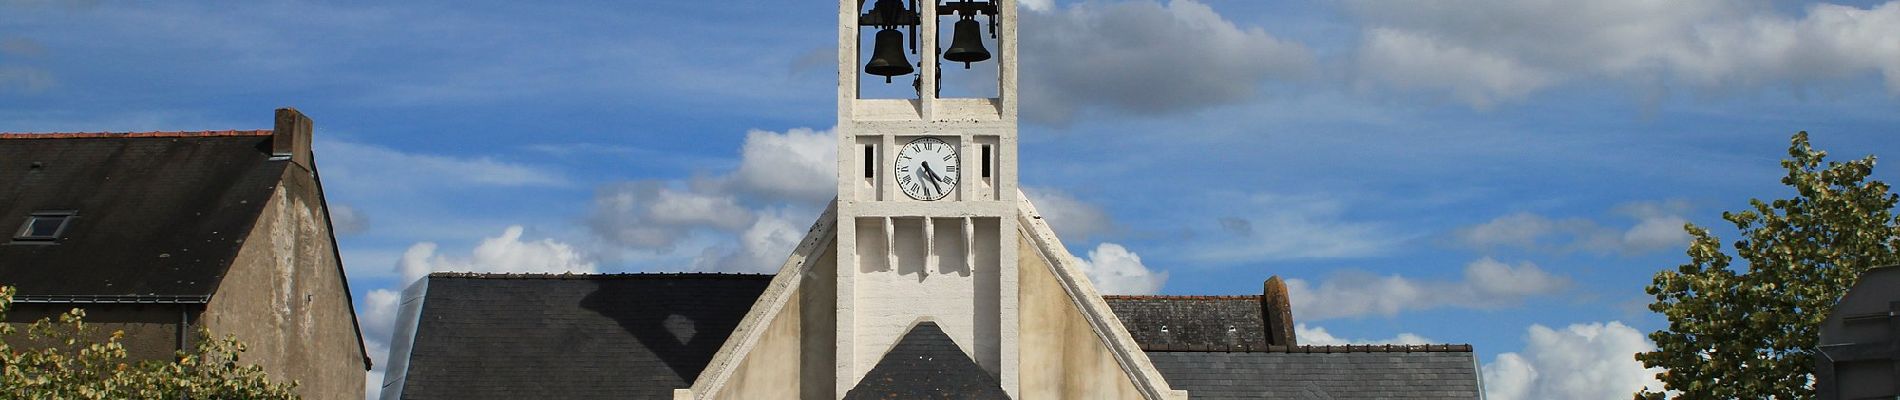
[273,107,314,168]
[1263,276,1297,346]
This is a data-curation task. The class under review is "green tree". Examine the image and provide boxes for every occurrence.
[0,285,301,399]
[1637,132,1900,399]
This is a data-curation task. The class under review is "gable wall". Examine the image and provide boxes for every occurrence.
[708,245,840,400]
[1017,236,1144,399]
[202,167,364,399]
[800,246,840,399]
[716,282,805,399]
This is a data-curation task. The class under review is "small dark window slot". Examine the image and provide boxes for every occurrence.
[981,145,992,178]
[863,145,875,179]
[14,211,76,241]
[24,217,63,237]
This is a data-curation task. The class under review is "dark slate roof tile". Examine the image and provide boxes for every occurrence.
[0,132,284,298]
[1104,296,1271,351]
[397,273,773,400]
[1148,351,1482,399]
[844,321,1011,400]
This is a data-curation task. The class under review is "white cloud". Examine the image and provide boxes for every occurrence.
[1346,0,1900,106]
[329,204,369,235]
[1024,187,1116,240]
[1286,257,1568,320]
[359,289,400,400]
[1454,201,1690,255]
[1456,212,1563,249]
[1621,215,1688,251]
[588,181,752,250]
[365,341,389,400]
[396,225,597,285]
[1018,0,1053,12]
[1482,353,1536,400]
[728,127,836,204]
[1295,324,1434,346]
[1076,242,1167,295]
[1355,28,1552,108]
[1189,194,1397,264]
[1482,321,1664,400]
[359,289,401,350]
[1021,0,1313,123]
[317,139,567,191]
[691,208,810,273]
[588,127,832,255]
[1614,200,1692,252]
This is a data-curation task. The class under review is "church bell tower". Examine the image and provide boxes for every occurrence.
[674,2,1185,398]
[834,0,1021,395]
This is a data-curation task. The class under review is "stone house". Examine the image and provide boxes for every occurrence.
[0,108,371,399]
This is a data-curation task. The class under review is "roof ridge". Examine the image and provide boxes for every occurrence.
[427,271,776,280]
[0,130,273,139]
[1102,295,1261,300]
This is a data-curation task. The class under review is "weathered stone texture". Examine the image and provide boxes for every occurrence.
[202,166,365,400]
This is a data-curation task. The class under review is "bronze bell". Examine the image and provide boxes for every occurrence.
[865,28,914,82]
[942,18,990,68]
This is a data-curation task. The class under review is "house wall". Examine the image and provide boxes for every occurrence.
[1017,236,1144,399]
[2,303,191,362]
[201,167,364,400]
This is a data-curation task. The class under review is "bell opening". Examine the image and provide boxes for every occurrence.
[858,27,919,99]
[942,18,991,64]
[934,13,999,99]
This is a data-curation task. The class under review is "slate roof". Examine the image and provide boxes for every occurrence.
[1148,349,1482,399]
[394,274,1482,399]
[0,131,286,300]
[1109,294,1483,399]
[395,272,773,400]
[844,321,1012,400]
[1105,295,1273,351]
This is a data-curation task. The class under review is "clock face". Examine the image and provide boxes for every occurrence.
[894,137,960,201]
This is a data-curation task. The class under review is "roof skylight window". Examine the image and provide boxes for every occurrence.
[14,211,75,241]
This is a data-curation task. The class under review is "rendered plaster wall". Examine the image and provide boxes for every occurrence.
[849,217,1003,385]
[2,303,189,362]
[201,167,364,400]
[800,247,839,400]
[715,289,803,400]
[1016,235,1143,399]
[700,243,838,400]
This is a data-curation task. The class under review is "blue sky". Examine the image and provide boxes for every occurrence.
[5,1,1899,398]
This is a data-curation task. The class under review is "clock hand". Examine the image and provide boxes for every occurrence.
[921,161,944,196]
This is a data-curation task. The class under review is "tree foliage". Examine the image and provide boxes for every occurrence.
[0,285,301,399]
[1637,132,1900,399]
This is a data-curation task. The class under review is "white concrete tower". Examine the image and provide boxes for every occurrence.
[833,0,1021,396]
[676,2,1184,398]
